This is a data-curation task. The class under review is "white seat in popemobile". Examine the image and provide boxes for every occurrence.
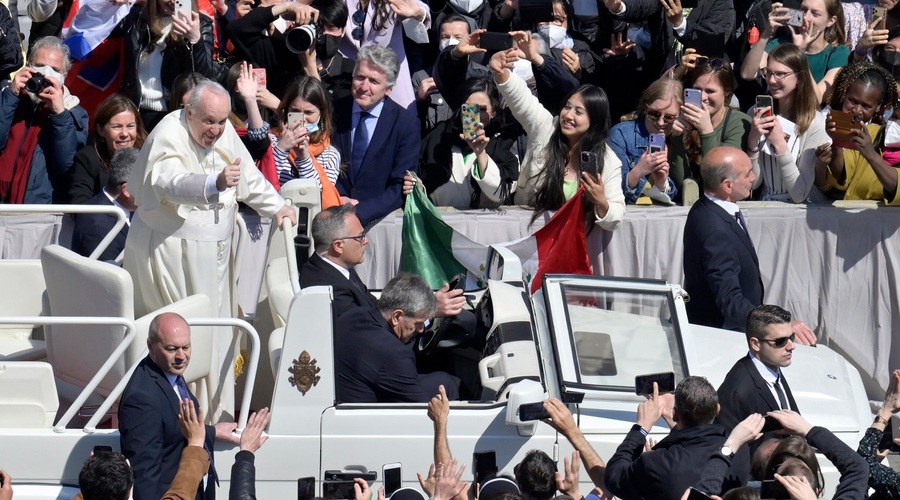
[40,245,215,418]
[0,361,58,428]
[0,259,47,361]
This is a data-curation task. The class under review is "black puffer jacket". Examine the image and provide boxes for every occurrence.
[0,2,22,81]
[228,450,257,500]
[116,3,216,109]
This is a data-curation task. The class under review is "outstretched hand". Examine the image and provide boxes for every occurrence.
[178,397,206,447]
[240,407,271,453]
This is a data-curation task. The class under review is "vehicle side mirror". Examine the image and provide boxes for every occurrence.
[504,379,545,437]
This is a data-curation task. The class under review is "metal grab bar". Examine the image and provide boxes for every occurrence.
[281,199,301,295]
[0,204,129,261]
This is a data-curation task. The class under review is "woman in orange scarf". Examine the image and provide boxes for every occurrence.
[272,77,342,208]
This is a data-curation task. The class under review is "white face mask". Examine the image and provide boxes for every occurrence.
[32,65,65,87]
[538,25,567,49]
[439,37,460,52]
[885,120,900,148]
[448,0,482,14]
[512,57,533,81]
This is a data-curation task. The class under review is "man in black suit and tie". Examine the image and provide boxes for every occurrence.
[717,305,800,459]
[683,146,817,344]
[335,273,460,403]
[119,312,240,500]
[71,148,138,262]
[300,203,467,321]
[333,45,420,227]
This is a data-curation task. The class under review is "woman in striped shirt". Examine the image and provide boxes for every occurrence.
[272,77,342,192]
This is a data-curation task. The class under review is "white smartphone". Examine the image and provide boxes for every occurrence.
[383,463,401,498]
[174,0,191,18]
[287,112,303,127]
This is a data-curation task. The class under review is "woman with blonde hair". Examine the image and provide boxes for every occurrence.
[748,43,830,203]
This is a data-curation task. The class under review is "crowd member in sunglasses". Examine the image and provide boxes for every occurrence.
[715,305,803,459]
[609,77,686,205]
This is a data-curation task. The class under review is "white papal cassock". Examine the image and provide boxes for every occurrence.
[124,109,288,421]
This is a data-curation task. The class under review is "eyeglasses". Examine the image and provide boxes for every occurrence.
[351,9,366,41]
[760,68,796,82]
[756,333,795,348]
[335,232,367,243]
[646,110,678,124]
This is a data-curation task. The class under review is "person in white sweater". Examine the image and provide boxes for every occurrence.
[748,43,831,203]
[491,31,625,231]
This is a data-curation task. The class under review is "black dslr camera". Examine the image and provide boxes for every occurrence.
[25,73,52,94]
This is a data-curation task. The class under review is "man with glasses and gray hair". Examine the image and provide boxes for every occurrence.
[334,272,459,403]
[716,304,800,454]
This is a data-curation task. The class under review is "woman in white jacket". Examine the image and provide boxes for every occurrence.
[492,33,625,231]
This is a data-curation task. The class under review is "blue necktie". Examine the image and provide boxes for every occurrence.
[351,111,370,178]
[175,375,218,484]
[734,211,750,237]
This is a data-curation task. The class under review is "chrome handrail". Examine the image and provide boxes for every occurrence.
[0,204,128,261]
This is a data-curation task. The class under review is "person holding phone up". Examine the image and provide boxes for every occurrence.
[490,31,625,230]
[739,0,849,105]
[273,77,343,209]
[814,62,900,204]
[609,77,684,205]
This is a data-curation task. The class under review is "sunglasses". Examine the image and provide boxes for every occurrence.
[646,110,678,124]
[352,9,366,41]
[697,58,727,71]
[757,333,795,348]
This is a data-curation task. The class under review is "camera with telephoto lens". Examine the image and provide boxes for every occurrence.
[285,24,317,54]
[25,73,52,94]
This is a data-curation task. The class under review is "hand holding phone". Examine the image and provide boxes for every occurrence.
[580,151,599,176]
[648,133,666,154]
[760,478,791,499]
[756,95,774,118]
[461,103,480,141]
[473,450,498,487]
[635,372,676,395]
[684,88,703,109]
[518,401,551,421]
[383,463,402,498]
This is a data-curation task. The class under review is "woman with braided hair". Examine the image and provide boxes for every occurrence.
[814,61,900,203]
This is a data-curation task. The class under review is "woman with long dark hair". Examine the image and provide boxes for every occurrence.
[415,77,520,208]
[490,34,624,229]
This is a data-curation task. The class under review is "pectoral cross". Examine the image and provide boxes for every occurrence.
[210,203,224,224]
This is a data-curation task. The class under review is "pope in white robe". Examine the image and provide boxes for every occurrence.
[124,81,296,421]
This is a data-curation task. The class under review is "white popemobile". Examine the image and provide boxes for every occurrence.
[0,180,873,499]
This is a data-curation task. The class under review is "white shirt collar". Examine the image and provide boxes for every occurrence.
[749,351,781,383]
[704,192,740,217]
[352,98,386,119]
[319,253,351,280]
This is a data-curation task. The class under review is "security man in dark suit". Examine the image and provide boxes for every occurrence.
[334,273,460,403]
[332,45,420,227]
[118,312,240,500]
[71,147,138,262]
[717,304,800,430]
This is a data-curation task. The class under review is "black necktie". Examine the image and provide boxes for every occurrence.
[351,111,370,178]
[774,376,789,410]
[734,211,750,237]
[175,376,218,484]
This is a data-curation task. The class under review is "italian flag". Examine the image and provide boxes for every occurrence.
[497,186,593,293]
[400,180,490,290]
[400,180,592,294]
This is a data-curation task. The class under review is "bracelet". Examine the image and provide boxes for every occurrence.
[748,146,760,154]
[875,415,889,425]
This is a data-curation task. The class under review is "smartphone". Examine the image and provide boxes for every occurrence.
[648,133,666,154]
[288,112,304,128]
[479,32,513,51]
[760,479,790,499]
[761,414,783,433]
[634,371,676,396]
[174,0,191,18]
[873,6,887,29]
[323,481,357,499]
[756,95,774,118]
[252,68,267,90]
[473,450,498,487]
[93,445,113,455]
[518,401,551,421]
[446,273,466,292]
[786,8,804,28]
[684,88,703,108]
[580,151,598,176]
[323,471,378,482]
[694,56,709,66]
[686,488,712,500]
[827,110,862,150]
[461,103,480,141]
[298,477,316,500]
[382,463,401,498]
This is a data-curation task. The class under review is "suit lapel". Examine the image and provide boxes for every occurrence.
[740,357,780,413]
[147,358,181,410]
[701,197,759,264]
